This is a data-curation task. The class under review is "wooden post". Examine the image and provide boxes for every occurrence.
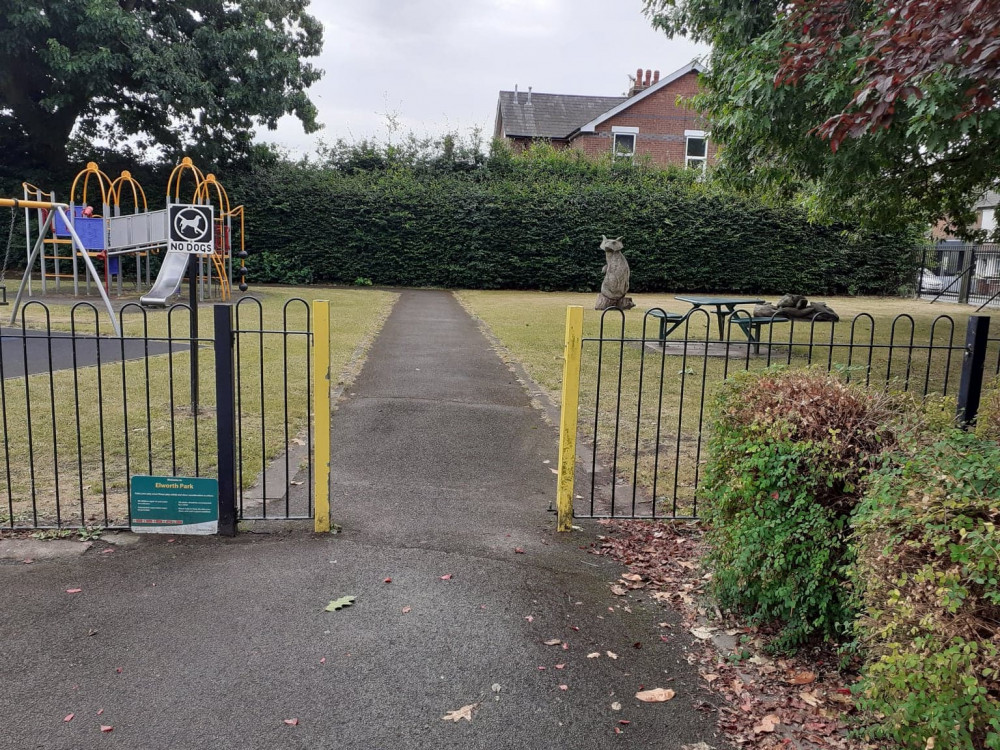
[556,306,584,532]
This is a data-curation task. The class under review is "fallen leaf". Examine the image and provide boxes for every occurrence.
[115,667,122,674]
[690,626,715,640]
[748,655,771,666]
[525,615,533,622]
[606,651,618,659]
[610,585,628,596]
[559,685,568,691]
[283,718,298,726]
[587,652,600,659]
[324,596,356,611]
[787,670,817,685]
[636,688,675,703]
[554,664,565,670]
[402,606,411,614]
[63,714,74,722]
[320,658,326,664]
[621,573,643,582]
[491,683,501,693]
[543,639,562,646]
[561,643,568,651]
[22,559,33,564]
[440,574,452,581]
[442,703,478,722]
[96,709,103,716]
[619,719,631,725]
[799,690,822,707]
[549,467,558,474]
[100,549,113,555]
[383,578,392,584]
[611,701,622,711]
[702,673,719,683]
[65,588,82,594]
[753,714,781,734]
[100,726,113,733]
[925,739,936,750]
[514,548,525,554]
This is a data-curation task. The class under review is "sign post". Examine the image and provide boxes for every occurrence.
[130,476,219,535]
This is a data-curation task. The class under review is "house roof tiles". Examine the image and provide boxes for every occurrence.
[496,92,626,139]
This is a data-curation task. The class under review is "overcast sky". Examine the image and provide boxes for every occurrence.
[263,0,708,155]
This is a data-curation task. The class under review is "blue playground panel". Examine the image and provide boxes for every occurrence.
[53,206,106,251]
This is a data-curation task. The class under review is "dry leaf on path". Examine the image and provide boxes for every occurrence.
[635,688,675,703]
[441,703,478,723]
[63,714,74,722]
[621,573,643,582]
[283,719,299,726]
[587,652,600,658]
[753,714,781,734]
[439,574,452,580]
[100,726,113,733]
[690,626,715,640]
[611,701,622,711]
[65,589,82,594]
[401,606,411,614]
[799,691,822,707]
[610,585,628,596]
[324,596,356,612]
[606,651,618,659]
[543,639,562,646]
[787,670,816,685]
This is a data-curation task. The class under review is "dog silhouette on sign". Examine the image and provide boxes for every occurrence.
[177,213,205,237]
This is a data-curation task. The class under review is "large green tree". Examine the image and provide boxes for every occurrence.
[0,0,323,172]
[644,0,1000,237]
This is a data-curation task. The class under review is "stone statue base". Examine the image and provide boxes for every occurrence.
[595,294,636,311]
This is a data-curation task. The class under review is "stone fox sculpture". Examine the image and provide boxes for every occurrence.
[595,235,635,310]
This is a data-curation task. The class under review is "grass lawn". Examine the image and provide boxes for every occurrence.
[458,290,1000,517]
[2,285,398,528]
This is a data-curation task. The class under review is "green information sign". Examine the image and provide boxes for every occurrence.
[130,475,219,535]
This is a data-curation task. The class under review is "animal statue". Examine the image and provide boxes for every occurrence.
[753,295,840,322]
[595,235,635,310]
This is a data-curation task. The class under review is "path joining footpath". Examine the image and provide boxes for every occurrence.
[0,289,722,749]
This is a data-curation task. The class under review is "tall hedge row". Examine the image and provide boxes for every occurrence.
[228,159,917,294]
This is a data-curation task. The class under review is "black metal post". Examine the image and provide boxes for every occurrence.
[214,304,237,536]
[957,315,990,426]
[188,255,199,411]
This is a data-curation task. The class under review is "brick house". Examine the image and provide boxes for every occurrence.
[493,61,715,170]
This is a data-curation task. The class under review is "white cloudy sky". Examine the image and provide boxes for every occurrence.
[263,0,708,155]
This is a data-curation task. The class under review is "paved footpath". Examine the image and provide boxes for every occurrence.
[0,289,723,749]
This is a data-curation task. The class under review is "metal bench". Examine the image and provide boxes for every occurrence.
[646,308,687,343]
[729,311,790,353]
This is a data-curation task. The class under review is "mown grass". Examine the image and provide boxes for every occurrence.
[458,291,1000,517]
[2,286,397,527]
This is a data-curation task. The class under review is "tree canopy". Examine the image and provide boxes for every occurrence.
[0,0,323,173]
[644,0,1000,237]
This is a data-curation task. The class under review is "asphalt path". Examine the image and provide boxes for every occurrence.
[0,328,187,378]
[0,290,723,749]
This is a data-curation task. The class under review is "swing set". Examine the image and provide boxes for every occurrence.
[0,157,249,336]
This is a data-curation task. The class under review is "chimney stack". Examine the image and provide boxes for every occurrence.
[526,86,532,105]
[629,67,660,96]
[653,70,660,83]
[644,69,652,87]
[514,84,518,105]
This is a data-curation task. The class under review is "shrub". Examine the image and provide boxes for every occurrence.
[852,432,1000,748]
[701,369,902,647]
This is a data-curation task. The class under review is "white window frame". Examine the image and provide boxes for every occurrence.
[684,129,708,172]
[611,126,638,161]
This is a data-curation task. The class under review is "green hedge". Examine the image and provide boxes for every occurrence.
[228,158,917,294]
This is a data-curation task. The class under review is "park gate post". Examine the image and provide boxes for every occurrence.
[556,305,583,531]
[957,315,991,426]
[312,300,331,533]
[214,304,237,536]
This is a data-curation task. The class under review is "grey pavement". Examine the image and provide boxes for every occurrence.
[0,289,723,749]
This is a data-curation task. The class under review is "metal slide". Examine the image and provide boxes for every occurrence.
[139,250,190,307]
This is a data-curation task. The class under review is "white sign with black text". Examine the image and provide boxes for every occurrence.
[168,204,215,256]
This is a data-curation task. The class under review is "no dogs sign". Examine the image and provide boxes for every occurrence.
[168,204,215,255]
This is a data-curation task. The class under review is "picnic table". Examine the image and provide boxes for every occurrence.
[674,296,765,340]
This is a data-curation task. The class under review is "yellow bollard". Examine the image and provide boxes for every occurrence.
[556,306,584,531]
[312,300,332,533]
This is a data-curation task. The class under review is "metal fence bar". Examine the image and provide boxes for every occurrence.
[214,304,237,537]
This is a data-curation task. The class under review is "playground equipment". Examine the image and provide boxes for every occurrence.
[6,157,247,330]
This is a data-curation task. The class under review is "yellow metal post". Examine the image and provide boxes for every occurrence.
[312,300,332,532]
[556,306,584,531]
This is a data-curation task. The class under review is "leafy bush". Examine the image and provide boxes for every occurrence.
[852,432,1000,748]
[701,369,902,647]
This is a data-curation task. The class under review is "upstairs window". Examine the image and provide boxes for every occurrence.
[685,130,708,172]
[612,126,639,162]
